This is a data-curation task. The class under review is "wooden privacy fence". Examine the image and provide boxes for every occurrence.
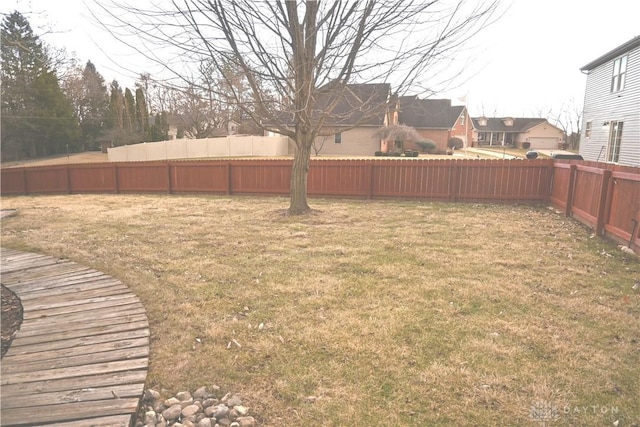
[550,160,640,251]
[1,158,552,202]
[2,157,638,252]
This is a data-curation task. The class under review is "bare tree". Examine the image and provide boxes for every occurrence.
[312,135,330,156]
[547,98,583,150]
[373,124,422,154]
[175,85,224,139]
[137,63,262,138]
[93,0,501,214]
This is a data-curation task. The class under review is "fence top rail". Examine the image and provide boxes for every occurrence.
[1,157,556,172]
[575,165,608,175]
[555,159,640,173]
[309,158,552,166]
[552,162,573,170]
[612,171,640,181]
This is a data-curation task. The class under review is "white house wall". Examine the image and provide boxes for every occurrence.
[580,45,640,166]
[312,127,380,156]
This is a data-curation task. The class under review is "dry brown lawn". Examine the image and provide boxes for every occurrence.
[1,194,638,426]
[0,152,108,168]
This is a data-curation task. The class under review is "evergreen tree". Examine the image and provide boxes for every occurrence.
[149,112,168,141]
[106,80,125,145]
[61,61,110,151]
[123,88,136,133]
[32,70,79,156]
[106,81,152,145]
[108,80,124,130]
[1,11,79,160]
[79,61,109,150]
[135,87,149,137]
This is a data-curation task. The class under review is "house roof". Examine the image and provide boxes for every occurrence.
[471,117,548,132]
[580,35,640,71]
[319,83,391,126]
[397,96,464,129]
[160,113,189,127]
[266,83,391,128]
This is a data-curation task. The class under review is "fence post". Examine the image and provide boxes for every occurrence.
[226,162,232,195]
[113,164,119,194]
[167,162,172,194]
[22,168,28,195]
[546,161,555,204]
[66,164,72,194]
[449,162,460,202]
[367,163,374,199]
[565,164,577,217]
[595,169,612,236]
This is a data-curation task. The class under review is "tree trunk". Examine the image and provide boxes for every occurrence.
[289,139,312,215]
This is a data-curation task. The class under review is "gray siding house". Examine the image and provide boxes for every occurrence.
[579,36,640,166]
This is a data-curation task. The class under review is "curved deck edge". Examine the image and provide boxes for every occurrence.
[1,247,149,427]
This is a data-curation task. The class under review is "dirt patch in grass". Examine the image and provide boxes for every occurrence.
[1,195,638,426]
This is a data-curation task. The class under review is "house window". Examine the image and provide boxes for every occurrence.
[478,133,486,142]
[611,55,627,92]
[607,121,623,163]
[585,121,592,139]
[334,132,342,144]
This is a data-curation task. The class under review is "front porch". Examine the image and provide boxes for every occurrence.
[477,131,517,146]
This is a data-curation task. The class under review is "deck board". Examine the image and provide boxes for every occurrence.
[16,313,149,337]
[16,307,147,333]
[7,319,150,347]
[1,337,150,365]
[1,247,149,426]
[11,276,124,295]
[1,370,148,397]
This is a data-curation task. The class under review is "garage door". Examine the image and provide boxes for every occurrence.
[528,137,559,149]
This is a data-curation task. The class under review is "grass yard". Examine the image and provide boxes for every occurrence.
[1,195,638,426]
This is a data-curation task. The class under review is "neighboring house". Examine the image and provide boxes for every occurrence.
[208,120,240,137]
[579,36,640,166]
[165,114,188,140]
[397,96,471,152]
[312,83,393,155]
[265,83,394,156]
[471,117,564,149]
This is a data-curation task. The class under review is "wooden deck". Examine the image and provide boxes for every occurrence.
[1,247,149,426]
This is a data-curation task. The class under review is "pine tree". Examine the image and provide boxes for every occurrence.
[79,61,109,150]
[135,87,150,138]
[123,88,136,133]
[1,11,79,159]
[106,80,125,145]
[106,82,153,145]
[149,112,168,141]
[32,71,79,156]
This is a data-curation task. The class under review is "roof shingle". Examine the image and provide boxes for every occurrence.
[398,96,464,129]
[265,83,391,128]
[471,117,547,132]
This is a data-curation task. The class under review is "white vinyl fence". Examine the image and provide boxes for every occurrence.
[107,135,292,162]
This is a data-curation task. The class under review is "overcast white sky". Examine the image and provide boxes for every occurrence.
[2,0,639,118]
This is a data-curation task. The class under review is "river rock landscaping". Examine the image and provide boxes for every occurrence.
[136,386,257,427]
